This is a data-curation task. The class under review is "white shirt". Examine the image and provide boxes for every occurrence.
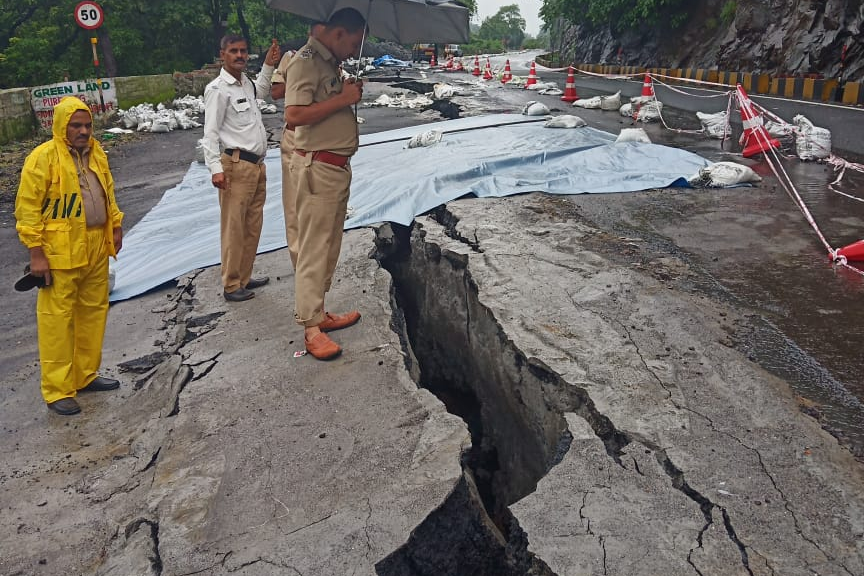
[202,64,274,175]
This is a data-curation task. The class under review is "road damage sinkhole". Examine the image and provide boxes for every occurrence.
[372,222,629,576]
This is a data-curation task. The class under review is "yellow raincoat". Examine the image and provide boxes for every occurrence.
[14,97,124,404]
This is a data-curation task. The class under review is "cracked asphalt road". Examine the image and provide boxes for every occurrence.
[1,55,863,575]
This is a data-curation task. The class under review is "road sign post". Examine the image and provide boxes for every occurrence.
[74,2,106,113]
[74,1,104,30]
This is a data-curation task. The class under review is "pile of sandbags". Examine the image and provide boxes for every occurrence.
[370,93,434,109]
[117,102,202,133]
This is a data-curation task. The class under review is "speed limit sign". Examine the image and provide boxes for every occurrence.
[74,1,104,30]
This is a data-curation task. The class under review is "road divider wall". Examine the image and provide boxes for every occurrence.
[535,55,861,106]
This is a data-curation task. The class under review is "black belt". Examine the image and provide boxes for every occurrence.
[224,148,262,164]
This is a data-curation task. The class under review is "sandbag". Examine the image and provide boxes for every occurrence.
[521,101,550,116]
[544,115,587,129]
[793,114,831,160]
[600,91,622,111]
[635,100,663,122]
[696,111,729,139]
[615,128,651,143]
[689,162,762,187]
[407,130,443,148]
[433,83,457,99]
[572,96,602,109]
[619,103,634,117]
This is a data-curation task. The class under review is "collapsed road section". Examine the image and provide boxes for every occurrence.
[372,194,864,576]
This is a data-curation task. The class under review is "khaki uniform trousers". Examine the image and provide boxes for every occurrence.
[280,128,299,268]
[219,153,267,293]
[37,227,109,403]
[288,152,351,327]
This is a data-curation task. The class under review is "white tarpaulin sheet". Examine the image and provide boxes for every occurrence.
[110,114,709,301]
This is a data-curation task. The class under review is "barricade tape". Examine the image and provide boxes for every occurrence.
[751,103,864,277]
[531,63,864,276]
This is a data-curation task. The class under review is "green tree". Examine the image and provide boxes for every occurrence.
[0,0,308,89]
[478,4,526,49]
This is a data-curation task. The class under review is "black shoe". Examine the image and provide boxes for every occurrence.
[224,287,255,302]
[80,376,121,392]
[47,397,81,415]
[245,276,270,290]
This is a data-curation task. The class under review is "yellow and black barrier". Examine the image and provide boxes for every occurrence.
[570,61,863,104]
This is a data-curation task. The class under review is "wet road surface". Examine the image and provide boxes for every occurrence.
[395,59,864,454]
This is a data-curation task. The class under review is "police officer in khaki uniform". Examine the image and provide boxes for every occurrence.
[271,23,324,268]
[282,8,366,360]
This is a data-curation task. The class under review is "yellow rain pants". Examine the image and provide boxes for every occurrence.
[37,227,109,403]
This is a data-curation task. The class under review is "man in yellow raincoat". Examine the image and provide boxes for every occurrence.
[15,96,125,415]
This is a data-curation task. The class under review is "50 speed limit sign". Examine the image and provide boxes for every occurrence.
[74,1,104,30]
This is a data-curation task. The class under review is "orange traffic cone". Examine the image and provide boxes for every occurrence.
[641,74,655,98]
[430,52,437,67]
[483,58,493,81]
[561,66,579,102]
[472,55,481,76]
[524,61,538,88]
[736,84,780,158]
[501,59,513,83]
[444,56,454,70]
[454,58,465,72]
[835,240,864,262]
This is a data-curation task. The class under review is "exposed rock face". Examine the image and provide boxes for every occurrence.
[559,0,862,79]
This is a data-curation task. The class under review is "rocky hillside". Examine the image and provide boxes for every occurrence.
[560,0,862,80]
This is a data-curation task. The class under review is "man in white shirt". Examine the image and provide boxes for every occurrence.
[202,34,280,302]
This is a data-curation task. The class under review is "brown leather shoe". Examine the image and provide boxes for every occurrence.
[305,332,342,360]
[318,310,361,332]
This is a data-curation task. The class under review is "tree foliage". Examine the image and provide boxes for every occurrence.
[0,0,308,89]
[477,4,526,49]
[540,0,688,31]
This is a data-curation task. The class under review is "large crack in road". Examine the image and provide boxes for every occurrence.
[372,216,766,576]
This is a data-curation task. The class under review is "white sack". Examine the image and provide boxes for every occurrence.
[521,101,550,116]
[689,162,762,187]
[433,83,457,99]
[635,100,663,122]
[696,111,729,139]
[793,114,831,160]
[615,128,651,143]
[572,96,602,109]
[406,130,443,148]
[544,115,587,128]
[600,91,622,111]
[619,103,634,117]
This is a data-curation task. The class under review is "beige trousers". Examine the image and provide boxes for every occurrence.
[288,152,351,327]
[219,153,267,293]
[280,129,299,268]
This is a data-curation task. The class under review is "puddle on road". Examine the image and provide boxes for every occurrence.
[571,141,864,455]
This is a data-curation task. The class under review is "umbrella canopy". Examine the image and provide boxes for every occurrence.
[264,0,470,44]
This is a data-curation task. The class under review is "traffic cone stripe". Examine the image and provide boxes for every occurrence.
[561,66,579,102]
[641,74,654,98]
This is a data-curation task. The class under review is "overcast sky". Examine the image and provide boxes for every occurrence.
[474,0,544,36]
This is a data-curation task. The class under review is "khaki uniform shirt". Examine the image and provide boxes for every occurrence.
[272,50,296,85]
[72,147,107,228]
[283,37,358,156]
